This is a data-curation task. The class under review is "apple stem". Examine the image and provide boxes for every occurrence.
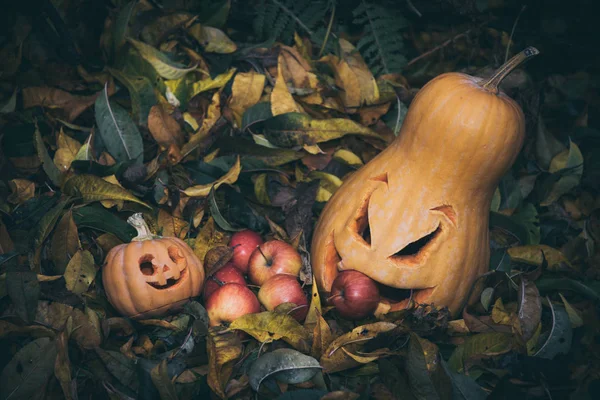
[257,246,272,266]
[326,293,343,303]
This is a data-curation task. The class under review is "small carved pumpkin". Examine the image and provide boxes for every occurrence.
[103,213,205,319]
[311,48,539,317]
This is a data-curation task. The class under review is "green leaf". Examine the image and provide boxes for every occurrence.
[63,174,151,209]
[262,112,383,148]
[248,348,321,392]
[0,338,58,400]
[6,266,40,324]
[540,139,584,206]
[109,68,157,126]
[111,0,136,56]
[406,333,452,400]
[34,124,63,187]
[208,186,243,232]
[72,205,136,242]
[95,84,144,164]
[536,277,600,301]
[128,38,197,80]
[95,348,138,390]
[242,101,273,131]
[533,300,573,359]
[440,359,487,400]
[150,359,178,400]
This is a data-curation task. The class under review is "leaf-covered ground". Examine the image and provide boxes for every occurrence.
[0,0,599,399]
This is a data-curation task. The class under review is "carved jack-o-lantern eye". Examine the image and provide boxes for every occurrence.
[350,173,389,246]
[139,247,188,290]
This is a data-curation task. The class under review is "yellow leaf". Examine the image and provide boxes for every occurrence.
[228,71,266,127]
[53,129,82,172]
[7,179,35,204]
[207,326,243,399]
[50,209,80,274]
[193,217,229,262]
[188,25,237,54]
[559,293,584,328]
[183,155,241,197]
[320,54,361,110]
[64,250,96,295]
[304,279,323,329]
[507,244,573,270]
[338,39,379,106]
[181,90,222,158]
[332,149,363,167]
[320,322,397,373]
[158,209,189,239]
[491,298,518,326]
[228,311,311,353]
[54,329,73,400]
[128,38,197,80]
[63,174,151,209]
[310,309,333,360]
[271,51,304,116]
[191,68,236,97]
[100,175,125,209]
[253,173,271,206]
[183,112,200,131]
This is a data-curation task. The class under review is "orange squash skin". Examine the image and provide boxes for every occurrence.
[103,236,204,319]
[311,72,526,317]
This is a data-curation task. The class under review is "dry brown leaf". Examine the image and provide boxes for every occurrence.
[51,209,80,274]
[7,179,35,204]
[310,309,333,359]
[339,39,379,106]
[22,83,114,122]
[148,104,185,148]
[194,217,229,263]
[320,322,397,373]
[158,209,190,239]
[181,90,222,158]
[207,326,243,399]
[183,155,241,197]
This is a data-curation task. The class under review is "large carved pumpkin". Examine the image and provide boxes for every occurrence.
[312,47,538,317]
[103,213,205,319]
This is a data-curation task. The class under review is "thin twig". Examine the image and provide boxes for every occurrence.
[504,6,527,63]
[405,20,489,68]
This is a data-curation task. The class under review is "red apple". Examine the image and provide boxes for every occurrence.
[203,262,247,302]
[229,229,264,273]
[258,274,308,322]
[329,270,380,320]
[247,240,302,285]
[205,283,261,327]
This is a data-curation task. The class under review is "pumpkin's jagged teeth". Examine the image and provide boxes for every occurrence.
[336,259,345,270]
[171,267,181,280]
[156,274,167,286]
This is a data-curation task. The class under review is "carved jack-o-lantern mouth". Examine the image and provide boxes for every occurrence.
[139,246,188,290]
[328,180,458,310]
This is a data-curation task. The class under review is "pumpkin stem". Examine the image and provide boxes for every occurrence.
[481,46,539,94]
[128,213,157,241]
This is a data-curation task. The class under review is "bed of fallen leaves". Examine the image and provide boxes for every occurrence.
[1,0,599,399]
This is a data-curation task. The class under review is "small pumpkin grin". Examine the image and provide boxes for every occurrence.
[147,267,187,290]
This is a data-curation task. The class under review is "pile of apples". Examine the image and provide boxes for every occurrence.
[204,230,309,326]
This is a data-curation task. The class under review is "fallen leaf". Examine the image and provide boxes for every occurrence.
[320,322,397,373]
[128,38,197,79]
[228,71,266,127]
[64,250,96,295]
[148,104,185,149]
[63,174,151,208]
[507,244,573,270]
[248,348,321,392]
[53,129,82,172]
[263,112,383,148]
[207,326,243,399]
[183,155,242,197]
[229,311,311,353]
[7,179,35,204]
